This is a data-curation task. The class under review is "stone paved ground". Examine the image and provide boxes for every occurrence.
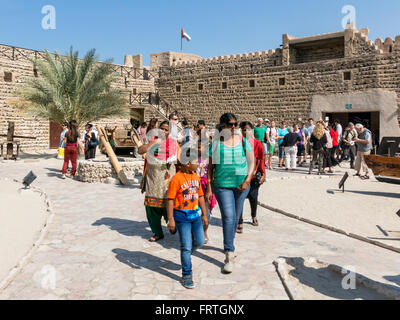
[0,154,399,300]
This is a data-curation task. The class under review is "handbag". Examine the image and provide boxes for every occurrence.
[88,138,100,148]
[57,147,65,159]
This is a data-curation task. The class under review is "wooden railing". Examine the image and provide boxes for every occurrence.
[130,91,187,128]
[0,43,157,81]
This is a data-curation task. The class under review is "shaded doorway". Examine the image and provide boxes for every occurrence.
[324,111,380,147]
[49,121,63,149]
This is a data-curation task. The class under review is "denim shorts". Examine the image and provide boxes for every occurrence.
[262,143,268,155]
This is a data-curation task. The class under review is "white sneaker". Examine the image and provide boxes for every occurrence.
[223,252,235,274]
[61,174,66,179]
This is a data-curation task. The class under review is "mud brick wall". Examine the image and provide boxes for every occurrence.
[156,51,400,129]
[154,27,400,128]
[0,46,50,151]
[0,44,155,152]
[290,40,345,64]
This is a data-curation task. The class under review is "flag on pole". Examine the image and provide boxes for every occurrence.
[181,28,191,41]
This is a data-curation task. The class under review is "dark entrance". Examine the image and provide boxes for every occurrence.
[323,111,380,147]
[49,121,63,149]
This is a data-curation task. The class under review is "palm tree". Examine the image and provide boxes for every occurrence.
[11,47,128,127]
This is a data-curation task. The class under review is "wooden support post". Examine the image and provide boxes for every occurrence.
[6,121,15,159]
[96,125,130,186]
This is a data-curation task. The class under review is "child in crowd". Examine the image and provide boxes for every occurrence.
[197,141,216,244]
[167,147,208,289]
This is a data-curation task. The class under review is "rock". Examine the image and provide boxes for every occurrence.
[105,177,121,185]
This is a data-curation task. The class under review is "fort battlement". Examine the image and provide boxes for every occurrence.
[171,48,282,67]
[166,25,400,72]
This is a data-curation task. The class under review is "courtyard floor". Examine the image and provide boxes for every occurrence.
[0,152,399,300]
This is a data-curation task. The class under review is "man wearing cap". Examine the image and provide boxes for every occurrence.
[254,118,268,155]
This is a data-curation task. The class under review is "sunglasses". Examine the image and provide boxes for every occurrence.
[226,122,238,128]
[171,118,178,121]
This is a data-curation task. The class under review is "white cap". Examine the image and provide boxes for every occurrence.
[257,117,263,121]
[264,119,270,122]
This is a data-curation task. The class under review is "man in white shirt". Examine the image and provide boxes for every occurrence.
[169,113,179,140]
[334,119,343,159]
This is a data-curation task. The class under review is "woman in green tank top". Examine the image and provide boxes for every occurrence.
[206,113,254,274]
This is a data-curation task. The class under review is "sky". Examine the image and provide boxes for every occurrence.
[1,0,400,66]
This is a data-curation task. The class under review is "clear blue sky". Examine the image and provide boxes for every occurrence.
[1,0,400,66]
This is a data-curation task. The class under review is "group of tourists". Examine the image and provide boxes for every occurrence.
[137,112,374,289]
[138,112,265,289]
[254,117,373,178]
[58,111,373,290]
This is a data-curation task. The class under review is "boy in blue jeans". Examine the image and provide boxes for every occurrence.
[167,147,208,289]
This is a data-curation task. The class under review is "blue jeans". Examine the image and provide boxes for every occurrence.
[279,144,285,159]
[212,184,250,252]
[175,216,205,276]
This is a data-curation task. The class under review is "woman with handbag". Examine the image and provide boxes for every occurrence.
[237,121,266,233]
[84,124,99,160]
[309,123,328,175]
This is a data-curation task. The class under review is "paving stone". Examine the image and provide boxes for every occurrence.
[0,158,399,300]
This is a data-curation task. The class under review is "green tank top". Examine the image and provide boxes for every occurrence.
[208,138,252,188]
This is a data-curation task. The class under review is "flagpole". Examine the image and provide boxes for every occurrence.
[180,27,183,52]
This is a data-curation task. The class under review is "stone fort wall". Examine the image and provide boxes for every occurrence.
[0,45,155,152]
[155,27,400,130]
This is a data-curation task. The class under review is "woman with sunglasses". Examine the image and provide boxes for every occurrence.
[138,121,180,242]
[206,113,255,274]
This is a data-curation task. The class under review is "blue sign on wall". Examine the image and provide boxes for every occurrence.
[345,104,353,110]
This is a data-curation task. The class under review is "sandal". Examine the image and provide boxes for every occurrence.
[353,173,361,177]
[236,226,243,234]
[360,175,370,180]
[149,235,164,242]
[204,237,209,244]
[252,219,259,227]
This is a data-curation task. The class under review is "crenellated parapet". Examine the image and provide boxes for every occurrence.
[374,36,400,53]
[170,48,282,69]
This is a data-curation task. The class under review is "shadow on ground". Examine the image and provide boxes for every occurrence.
[93,217,225,273]
[112,248,182,282]
[19,152,57,160]
[383,275,400,287]
[280,257,399,300]
[327,189,400,199]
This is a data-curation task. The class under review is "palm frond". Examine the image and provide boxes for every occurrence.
[13,46,129,127]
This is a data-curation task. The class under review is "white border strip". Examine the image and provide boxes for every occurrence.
[0,178,55,293]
